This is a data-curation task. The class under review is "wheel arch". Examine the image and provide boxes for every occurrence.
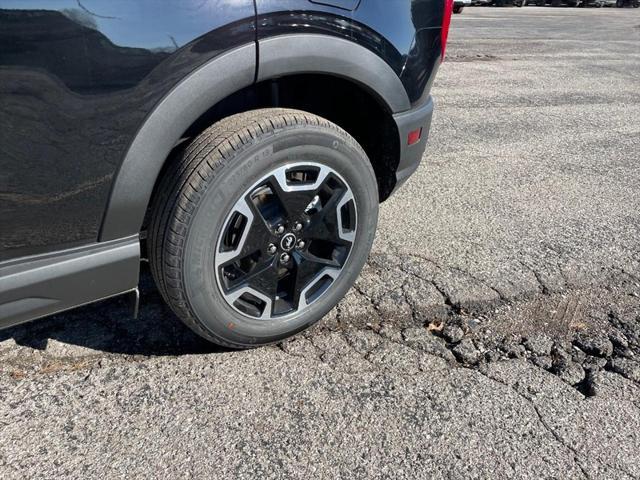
[99,35,409,242]
[99,43,256,242]
[256,34,410,113]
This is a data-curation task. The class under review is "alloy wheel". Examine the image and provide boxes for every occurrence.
[214,162,357,319]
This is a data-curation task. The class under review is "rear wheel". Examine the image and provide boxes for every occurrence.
[149,108,379,348]
[453,5,465,12]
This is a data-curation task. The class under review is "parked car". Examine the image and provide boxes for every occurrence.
[548,0,579,6]
[603,0,639,6]
[0,0,451,348]
[578,0,604,7]
[546,0,607,5]
[491,0,524,6]
[454,0,472,13]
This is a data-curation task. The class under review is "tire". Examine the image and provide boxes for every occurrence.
[453,5,464,12]
[149,108,379,348]
[616,0,623,6]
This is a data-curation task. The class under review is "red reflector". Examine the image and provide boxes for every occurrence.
[407,128,422,146]
[441,0,454,62]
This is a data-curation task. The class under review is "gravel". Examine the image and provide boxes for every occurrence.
[452,338,482,365]
[574,334,614,358]
[524,334,553,356]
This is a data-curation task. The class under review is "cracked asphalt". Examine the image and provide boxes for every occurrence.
[2,7,640,480]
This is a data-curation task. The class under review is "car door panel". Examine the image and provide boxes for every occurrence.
[0,0,256,262]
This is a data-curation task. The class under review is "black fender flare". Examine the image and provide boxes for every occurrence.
[99,43,256,241]
[99,35,410,241]
[257,34,410,113]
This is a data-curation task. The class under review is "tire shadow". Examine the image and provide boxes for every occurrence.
[0,264,227,356]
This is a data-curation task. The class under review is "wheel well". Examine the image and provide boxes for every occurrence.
[182,74,400,201]
[142,74,401,243]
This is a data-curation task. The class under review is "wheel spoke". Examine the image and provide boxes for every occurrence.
[223,258,279,318]
[336,190,356,243]
[291,254,337,309]
[243,260,280,302]
[244,197,279,246]
[315,189,342,223]
[222,255,276,292]
[268,165,335,219]
[216,197,273,268]
[305,189,351,246]
[298,250,341,268]
[268,175,319,219]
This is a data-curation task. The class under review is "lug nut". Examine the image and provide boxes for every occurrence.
[275,225,285,235]
[267,244,277,255]
[296,240,305,250]
[294,222,303,232]
[280,253,290,264]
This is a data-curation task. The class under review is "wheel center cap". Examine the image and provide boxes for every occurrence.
[280,233,297,252]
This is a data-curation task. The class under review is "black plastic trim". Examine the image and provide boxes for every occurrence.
[0,236,140,330]
[257,34,411,114]
[99,43,257,241]
[392,95,435,193]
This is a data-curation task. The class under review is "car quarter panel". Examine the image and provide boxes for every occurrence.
[255,0,444,106]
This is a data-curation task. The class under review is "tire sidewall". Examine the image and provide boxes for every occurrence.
[182,124,378,347]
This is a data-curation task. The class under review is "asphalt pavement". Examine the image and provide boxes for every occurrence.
[1,7,640,479]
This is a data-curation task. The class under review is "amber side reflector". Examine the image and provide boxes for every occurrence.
[407,127,423,146]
